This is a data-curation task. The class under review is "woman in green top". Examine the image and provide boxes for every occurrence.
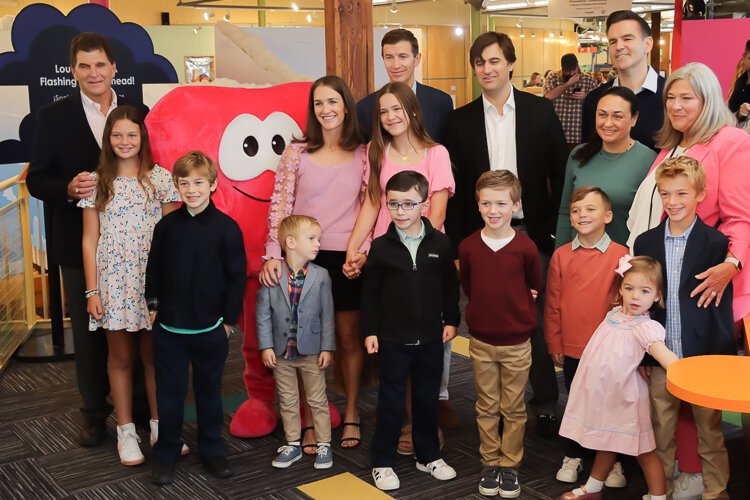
[555,86,657,247]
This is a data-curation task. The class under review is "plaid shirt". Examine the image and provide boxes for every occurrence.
[663,218,697,359]
[285,262,309,360]
[544,71,598,144]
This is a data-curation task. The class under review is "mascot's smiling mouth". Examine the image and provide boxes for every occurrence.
[232,185,271,203]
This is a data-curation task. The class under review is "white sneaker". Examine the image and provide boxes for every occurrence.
[149,419,190,456]
[604,461,627,488]
[556,456,583,483]
[117,423,144,466]
[416,458,457,480]
[673,472,703,500]
[372,467,400,491]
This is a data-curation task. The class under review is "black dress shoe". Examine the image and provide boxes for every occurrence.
[79,421,107,447]
[201,456,233,479]
[536,414,558,439]
[152,462,176,485]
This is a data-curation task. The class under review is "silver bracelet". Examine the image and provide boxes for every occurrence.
[84,289,99,299]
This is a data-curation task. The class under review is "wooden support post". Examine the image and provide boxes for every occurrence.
[651,11,661,72]
[324,0,373,100]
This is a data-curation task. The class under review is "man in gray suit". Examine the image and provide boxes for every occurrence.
[256,215,336,469]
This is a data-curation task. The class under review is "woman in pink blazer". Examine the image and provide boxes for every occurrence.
[627,62,750,499]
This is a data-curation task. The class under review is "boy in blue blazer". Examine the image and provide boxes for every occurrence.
[256,215,335,470]
[634,156,734,499]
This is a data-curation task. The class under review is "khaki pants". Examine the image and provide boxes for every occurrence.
[274,355,331,444]
[649,367,729,499]
[470,337,532,468]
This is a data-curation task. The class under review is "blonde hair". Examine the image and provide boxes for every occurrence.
[655,156,706,193]
[613,256,664,311]
[475,170,522,203]
[172,150,218,184]
[655,63,736,149]
[278,215,320,252]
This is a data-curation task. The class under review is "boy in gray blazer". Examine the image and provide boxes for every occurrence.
[256,215,335,470]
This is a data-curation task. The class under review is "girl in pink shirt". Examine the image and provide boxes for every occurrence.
[345,82,455,274]
[260,76,367,452]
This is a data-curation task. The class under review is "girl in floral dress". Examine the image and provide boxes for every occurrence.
[559,255,678,500]
[80,105,180,466]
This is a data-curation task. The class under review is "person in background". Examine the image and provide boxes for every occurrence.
[356,28,453,144]
[582,10,666,150]
[556,86,656,248]
[728,39,750,126]
[544,53,598,148]
[526,72,543,87]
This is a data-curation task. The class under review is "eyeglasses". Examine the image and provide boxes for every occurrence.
[386,200,423,211]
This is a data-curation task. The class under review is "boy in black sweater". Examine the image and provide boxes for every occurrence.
[362,170,460,491]
[145,151,246,485]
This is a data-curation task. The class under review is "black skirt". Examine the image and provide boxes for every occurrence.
[314,250,363,312]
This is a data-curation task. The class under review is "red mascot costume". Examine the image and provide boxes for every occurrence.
[147,83,339,438]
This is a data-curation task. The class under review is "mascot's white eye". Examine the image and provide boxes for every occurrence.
[218,112,302,181]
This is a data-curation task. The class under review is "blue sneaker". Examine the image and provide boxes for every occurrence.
[498,467,521,498]
[313,443,333,469]
[272,444,302,468]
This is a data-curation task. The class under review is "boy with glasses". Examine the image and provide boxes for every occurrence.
[362,170,460,491]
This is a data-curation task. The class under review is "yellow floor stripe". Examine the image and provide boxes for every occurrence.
[297,472,393,500]
[452,336,470,357]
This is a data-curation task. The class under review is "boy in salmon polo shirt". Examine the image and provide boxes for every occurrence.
[544,186,629,487]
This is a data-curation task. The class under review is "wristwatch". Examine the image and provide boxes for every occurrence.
[724,256,742,271]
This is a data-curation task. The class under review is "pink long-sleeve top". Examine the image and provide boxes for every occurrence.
[370,144,456,238]
[649,127,750,321]
[264,143,369,260]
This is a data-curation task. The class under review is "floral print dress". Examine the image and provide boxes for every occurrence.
[78,165,180,332]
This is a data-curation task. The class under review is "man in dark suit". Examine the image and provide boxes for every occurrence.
[581,10,666,150]
[356,28,453,144]
[444,31,568,438]
[26,32,148,447]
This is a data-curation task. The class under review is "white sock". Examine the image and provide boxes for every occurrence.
[649,495,666,500]
[289,441,301,446]
[583,476,604,492]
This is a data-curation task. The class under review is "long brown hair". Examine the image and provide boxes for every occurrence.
[95,104,155,211]
[367,82,434,202]
[293,75,361,153]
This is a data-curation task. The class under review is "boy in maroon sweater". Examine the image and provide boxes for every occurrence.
[458,170,541,498]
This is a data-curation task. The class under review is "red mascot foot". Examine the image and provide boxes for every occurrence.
[329,402,341,429]
[230,397,279,438]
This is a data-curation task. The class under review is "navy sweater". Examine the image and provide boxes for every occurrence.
[145,201,246,329]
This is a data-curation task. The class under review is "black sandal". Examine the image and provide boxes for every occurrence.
[301,426,317,455]
[339,422,361,449]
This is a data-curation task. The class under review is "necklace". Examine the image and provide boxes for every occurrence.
[600,140,635,160]
[392,144,415,161]
[325,143,338,153]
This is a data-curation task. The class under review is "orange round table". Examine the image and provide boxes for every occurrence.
[667,355,750,413]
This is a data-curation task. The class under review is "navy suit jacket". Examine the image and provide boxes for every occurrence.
[356,81,453,144]
[443,88,567,255]
[26,93,148,267]
[634,217,736,363]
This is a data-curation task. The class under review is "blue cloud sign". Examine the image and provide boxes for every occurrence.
[0,3,177,164]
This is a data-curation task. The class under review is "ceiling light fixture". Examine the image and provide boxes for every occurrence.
[454,26,464,36]
[291,2,299,12]
[202,11,214,21]
[390,0,398,13]
[306,14,312,22]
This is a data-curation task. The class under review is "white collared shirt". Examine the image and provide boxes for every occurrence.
[80,89,118,148]
[613,66,659,95]
[483,89,522,217]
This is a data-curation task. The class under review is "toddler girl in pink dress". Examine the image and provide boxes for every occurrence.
[559,255,678,500]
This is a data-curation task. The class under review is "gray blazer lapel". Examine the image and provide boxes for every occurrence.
[278,265,292,309]
[299,265,319,303]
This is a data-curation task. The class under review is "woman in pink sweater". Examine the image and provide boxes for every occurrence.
[260,76,368,451]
